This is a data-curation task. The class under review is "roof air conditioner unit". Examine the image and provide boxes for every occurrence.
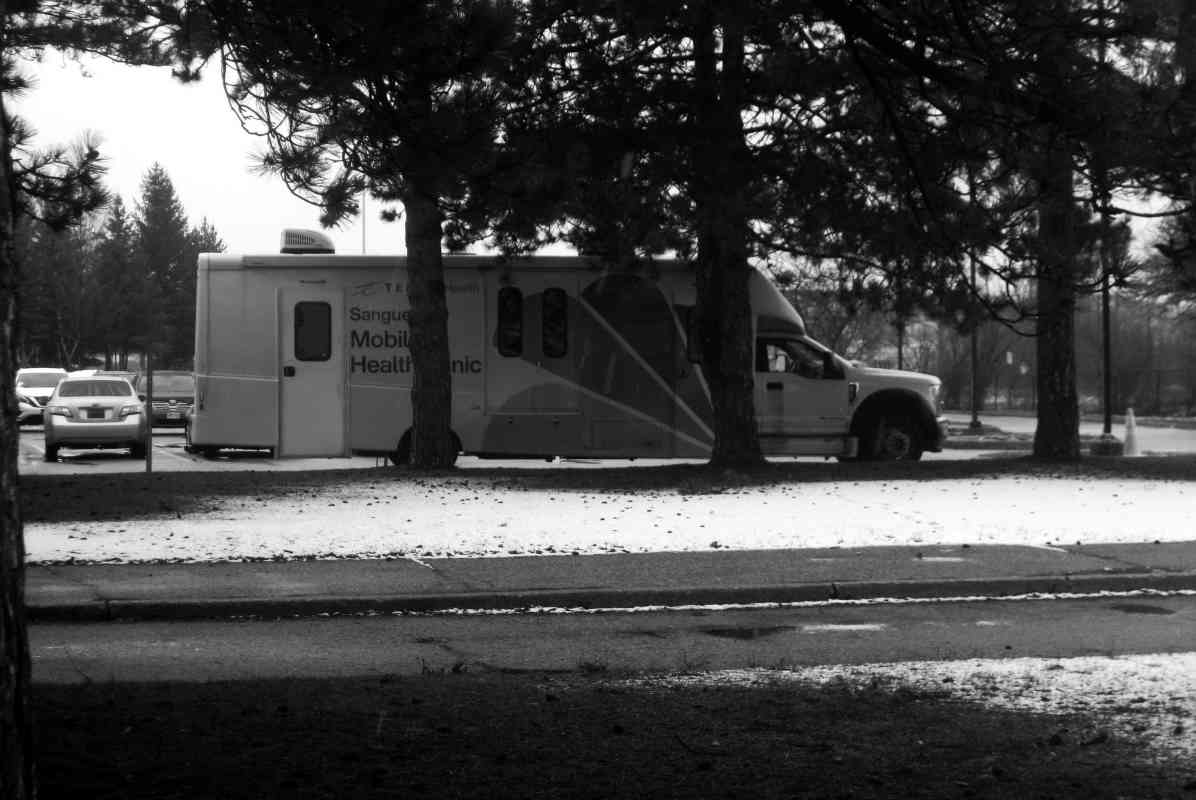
[280,228,335,254]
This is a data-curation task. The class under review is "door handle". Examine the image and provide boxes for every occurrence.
[766,381,783,391]
[283,366,296,377]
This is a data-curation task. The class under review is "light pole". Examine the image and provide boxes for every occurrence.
[969,252,982,430]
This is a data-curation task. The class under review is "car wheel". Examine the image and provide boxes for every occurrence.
[871,414,924,461]
[43,443,58,462]
[130,440,148,459]
[183,422,197,453]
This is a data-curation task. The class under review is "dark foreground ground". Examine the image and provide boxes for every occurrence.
[34,671,1195,799]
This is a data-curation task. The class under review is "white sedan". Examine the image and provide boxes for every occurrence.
[43,375,149,461]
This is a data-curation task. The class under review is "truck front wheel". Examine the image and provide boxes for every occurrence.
[870,414,924,461]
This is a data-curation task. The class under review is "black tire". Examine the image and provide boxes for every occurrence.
[183,423,197,454]
[870,414,924,461]
[43,443,58,462]
[201,446,221,459]
[130,440,147,459]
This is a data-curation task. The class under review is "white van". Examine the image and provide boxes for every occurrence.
[185,230,946,462]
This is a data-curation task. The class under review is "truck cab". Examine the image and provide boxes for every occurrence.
[749,275,945,461]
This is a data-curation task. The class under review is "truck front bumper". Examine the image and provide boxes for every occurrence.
[927,416,948,452]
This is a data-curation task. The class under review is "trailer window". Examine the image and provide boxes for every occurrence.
[542,287,568,358]
[497,287,523,356]
[294,301,332,361]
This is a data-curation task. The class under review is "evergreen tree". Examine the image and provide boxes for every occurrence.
[174,217,224,367]
[132,163,190,366]
[1,4,208,797]
[203,0,523,468]
[809,0,1172,460]
[93,196,139,367]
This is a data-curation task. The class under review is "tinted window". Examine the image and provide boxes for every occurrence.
[58,380,133,397]
[542,288,568,358]
[149,375,195,393]
[497,287,523,357]
[18,372,64,388]
[295,302,332,361]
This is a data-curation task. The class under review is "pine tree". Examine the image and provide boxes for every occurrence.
[93,197,139,367]
[174,217,224,367]
[204,0,523,468]
[132,163,190,366]
[1,5,210,797]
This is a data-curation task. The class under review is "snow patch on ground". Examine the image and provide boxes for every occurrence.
[625,653,1196,763]
[24,475,1194,563]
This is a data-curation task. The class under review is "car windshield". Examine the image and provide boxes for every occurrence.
[57,380,134,398]
[18,373,64,388]
[150,375,194,393]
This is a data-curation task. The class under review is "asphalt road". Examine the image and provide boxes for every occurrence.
[947,412,1196,453]
[31,593,1196,683]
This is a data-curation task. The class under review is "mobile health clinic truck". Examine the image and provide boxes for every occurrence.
[185,230,947,462]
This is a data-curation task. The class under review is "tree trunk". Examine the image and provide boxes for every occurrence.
[402,180,456,468]
[0,23,36,793]
[1033,131,1081,460]
[691,3,763,469]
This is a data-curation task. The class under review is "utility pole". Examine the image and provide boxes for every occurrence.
[144,354,153,474]
[967,168,982,431]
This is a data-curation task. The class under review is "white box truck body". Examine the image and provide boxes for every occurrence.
[187,234,947,461]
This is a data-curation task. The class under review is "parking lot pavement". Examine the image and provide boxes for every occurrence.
[17,425,390,474]
[16,427,989,475]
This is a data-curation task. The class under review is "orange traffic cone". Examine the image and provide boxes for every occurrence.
[1123,407,1141,457]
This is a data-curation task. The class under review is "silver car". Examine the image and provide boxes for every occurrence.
[43,375,149,461]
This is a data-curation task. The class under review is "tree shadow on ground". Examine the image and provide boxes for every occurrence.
[34,671,1193,799]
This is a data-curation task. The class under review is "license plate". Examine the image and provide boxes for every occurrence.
[87,409,106,420]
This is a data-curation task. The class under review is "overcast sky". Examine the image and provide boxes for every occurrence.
[12,51,407,255]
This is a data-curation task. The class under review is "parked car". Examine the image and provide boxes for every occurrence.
[70,368,140,383]
[43,374,149,461]
[133,371,195,427]
[17,391,43,425]
[15,367,67,405]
